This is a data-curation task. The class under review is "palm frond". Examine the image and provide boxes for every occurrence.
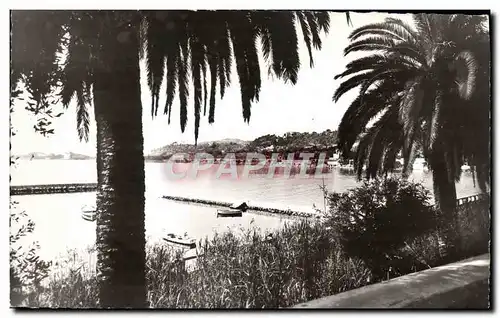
[228,12,260,122]
[334,54,387,80]
[315,11,331,33]
[296,11,314,67]
[398,77,425,153]
[202,58,208,116]
[304,11,322,50]
[346,12,352,26]
[191,46,202,145]
[337,80,403,156]
[454,50,478,100]
[344,36,395,56]
[429,92,443,151]
[178,38,190,132]
[208,54,217,124]
[75,87,90,142]
[145,14,166,118]
[401,140,417,178]
[349,20,417,45]
[333,71,374,102]
[164,50,179,124]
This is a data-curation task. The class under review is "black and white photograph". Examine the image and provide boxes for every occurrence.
[8,7,491,309]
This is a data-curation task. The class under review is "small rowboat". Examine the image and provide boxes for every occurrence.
[217,208,242,218]
[82,205,96,222]
[82,212,96,222]
[163,233,197,249]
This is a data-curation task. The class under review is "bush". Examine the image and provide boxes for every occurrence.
[324,177,438,280]
[10,200,52,306]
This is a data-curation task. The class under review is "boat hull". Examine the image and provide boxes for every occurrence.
[82,213,96,222]
[217,209,243,217]
[163,238,197,249]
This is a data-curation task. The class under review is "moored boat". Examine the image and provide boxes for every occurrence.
[217,208,243,217]
[81,205,96,222]
[163,233,197,248]
[82,212,96,222]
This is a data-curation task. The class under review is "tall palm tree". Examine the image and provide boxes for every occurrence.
[11,10,337,307]
[333,13,490,253]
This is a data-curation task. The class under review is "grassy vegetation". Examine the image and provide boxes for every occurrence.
[13,216,477,309]
[16,219,370,308]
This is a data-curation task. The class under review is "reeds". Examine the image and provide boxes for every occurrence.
[17,219,371,308]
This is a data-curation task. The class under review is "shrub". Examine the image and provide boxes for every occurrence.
[324,177,438,280]
[455,195,490,256]
[10,200,52,306]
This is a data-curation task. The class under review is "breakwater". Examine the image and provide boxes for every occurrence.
[10,183,98,196]
[161,195,319,219]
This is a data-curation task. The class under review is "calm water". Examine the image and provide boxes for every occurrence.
[10,159,480,261]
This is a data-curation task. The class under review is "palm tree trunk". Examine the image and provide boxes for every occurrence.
[429,149,460,259]
[93,14,147,308]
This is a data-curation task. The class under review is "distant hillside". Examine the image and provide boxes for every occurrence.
[250,130,338,152]
[16,152,94,160]
[148,139,250,161]
[146,130,338,161]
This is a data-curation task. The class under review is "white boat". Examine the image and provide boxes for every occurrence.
[82,212,96,222]
[163,233,197,248]
[217,208,243,218]
[81,205,96,222]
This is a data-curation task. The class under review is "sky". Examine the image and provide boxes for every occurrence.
[10,12,414,156]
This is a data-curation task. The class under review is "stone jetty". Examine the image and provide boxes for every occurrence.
[161,195,320,219]
[10,183,98,196]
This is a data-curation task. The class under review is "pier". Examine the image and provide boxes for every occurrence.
[161,195,318,218]
[10,183,98,196]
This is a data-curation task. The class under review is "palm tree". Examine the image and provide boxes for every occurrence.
[333,13,490,253]
[11,10,339,307]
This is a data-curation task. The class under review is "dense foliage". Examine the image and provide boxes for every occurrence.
[10,201,52,306]
[324,177,439,279]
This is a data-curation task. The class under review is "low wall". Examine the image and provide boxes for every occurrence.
[10,183,98,195]
[161,195,317,218]
[293,254,490,309]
